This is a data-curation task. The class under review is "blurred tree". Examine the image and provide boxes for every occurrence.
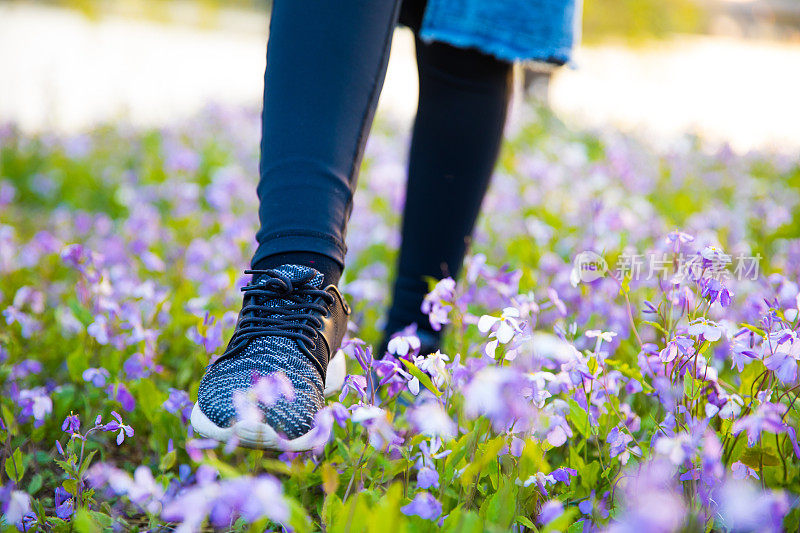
[14,0,710,42]
[582,0,707,43]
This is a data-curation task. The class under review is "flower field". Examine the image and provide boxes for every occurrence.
[1,105,799,532]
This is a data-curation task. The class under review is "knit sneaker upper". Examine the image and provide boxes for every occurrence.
[197,264,348,439]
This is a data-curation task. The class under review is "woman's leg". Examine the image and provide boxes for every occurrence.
[193,0,404,449]
[383,38,513,346]
[252,0,403,285]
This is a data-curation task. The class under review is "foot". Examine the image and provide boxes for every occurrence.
[191,264,350,450]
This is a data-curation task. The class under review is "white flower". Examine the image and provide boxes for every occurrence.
[414,350,450,388]
[387,334,421,357]
[478,307,523,358]
[350,405,385,424]
[407,403,457,440]
[585,330,617,343]
[719,394,744,419]
[687,318,722,341]
[232,389,263,425]
[700,245,731,263]
[3,491,30,526]
[654,434,690,465]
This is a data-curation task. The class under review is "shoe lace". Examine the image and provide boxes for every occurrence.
[221,269,335,366]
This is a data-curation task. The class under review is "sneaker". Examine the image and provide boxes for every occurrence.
[190,264,350,450]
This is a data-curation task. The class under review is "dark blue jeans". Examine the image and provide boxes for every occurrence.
[253,0,512,335]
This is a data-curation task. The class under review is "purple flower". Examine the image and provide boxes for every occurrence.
[416,467,439,490]
[607,427,637,464]
[185,439,219,462]
[87,315,111,344]
[160,474,289,529]
[421,278,456,331]
[401,492,442,521]
[578,498,593,515]
[82,367,110,387]
[61,413,80,434]
[550,467,578,485]
[538,500,563,524]
[731,461,759,480]
[350,406,402,450]
[509,436,525,457]
[659,336,694,363]
[163,388,193,423]
[54,487,74,520]
[106,383,136,411]
[339,374,367,403]
[687,318,722,342]
[123,352,162,380]
[9,359,43,380]
[13,286,45,313]
[763,336,799,384]
[18,387,53,426]
[730,342,758,372]
[701,278,732,307]
[186,312,225,355]
[666,230,694,253]
[463,367,538,433]
[732,403,787,446]
[607,459,685,532]
[250,372,295,407]
[101,411,134,445]
[3,306,41,338]
[717,479,789,532]
[87,464,165,515]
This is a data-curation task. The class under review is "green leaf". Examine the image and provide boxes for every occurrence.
[442,508,484,533]
[2,405,18,437]
[130,379,165,423]
[68,298,95,326]
[696,340,710,356]
[461,436,504,487]
[321,462,339,495]
[28,473,43,495]
[72,509,112,533]
[738,446,780,469]
[580,461,601,490]
[5,448,24,482]
[738,323,766,337]
[159,449,176,471]
[368,483,406,533]
[63,478,78,495]
[78,450,98,478]
[619,275,631,295]
[516,515,537,530]
[543,508,579,533]
[446,431,477,470]
[66,347,88,382]
[72,509,99,533]
[399,358,441,397]
[568,399,590,438]
[481,478,517,528]
[642,320,668,336]
[287,497,312,533]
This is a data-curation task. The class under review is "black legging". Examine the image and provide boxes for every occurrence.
[253,0,512,339]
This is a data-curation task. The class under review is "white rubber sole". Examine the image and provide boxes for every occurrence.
[190,349,346,451]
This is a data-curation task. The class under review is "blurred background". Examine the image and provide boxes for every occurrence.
[1,0,799,152]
